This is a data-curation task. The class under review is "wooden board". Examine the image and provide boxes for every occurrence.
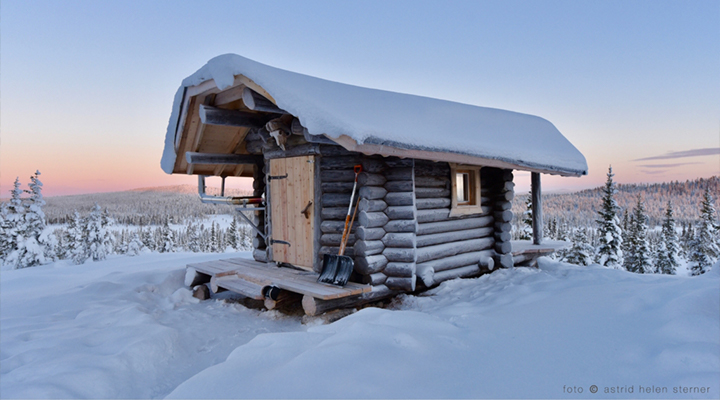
[270,156,316,270]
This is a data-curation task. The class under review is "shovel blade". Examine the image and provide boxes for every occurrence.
[318,254,354,286]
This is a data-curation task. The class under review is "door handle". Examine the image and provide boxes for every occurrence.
[301,201,313,219]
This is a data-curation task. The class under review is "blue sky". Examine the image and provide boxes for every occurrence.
[1,0,718,195]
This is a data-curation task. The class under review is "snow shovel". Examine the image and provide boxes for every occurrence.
[318,164,363,286]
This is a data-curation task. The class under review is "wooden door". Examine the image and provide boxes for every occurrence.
[269,156,315,270]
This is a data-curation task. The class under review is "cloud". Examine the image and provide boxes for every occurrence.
[633,148,720,161]
[638,162,703,168]
[641,170,669,175]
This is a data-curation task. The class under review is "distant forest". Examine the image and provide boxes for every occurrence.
[45,185,251,225]
[512,176,720,230]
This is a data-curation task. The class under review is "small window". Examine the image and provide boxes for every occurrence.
[450,164,483,216]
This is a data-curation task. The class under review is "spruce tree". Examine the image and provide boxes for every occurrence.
[68,211,88,264]
[86,204,109,261]
[185,221,201,252]
[1,178,25,263]
[563,228,594,266]
[595,166,624,268]
[624,196,653,274]
[210,222,219,252]
[226,216,240,250]
[7,171,55,268]
[160,217,175,253]
[689,188,720,275]
[655,201,680,274]
[519,192,533,240]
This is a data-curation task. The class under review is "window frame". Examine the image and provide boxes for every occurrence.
[449,163,483,217]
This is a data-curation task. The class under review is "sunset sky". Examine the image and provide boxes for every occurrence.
[1,0,718,197]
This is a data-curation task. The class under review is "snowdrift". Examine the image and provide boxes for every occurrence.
[1,254,718,398]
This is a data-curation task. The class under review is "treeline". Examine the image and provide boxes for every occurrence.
[513,176,720,228]
[44,185,251,226]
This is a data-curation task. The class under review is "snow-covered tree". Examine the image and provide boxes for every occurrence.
[126,231,145,256]
[68,211,89,264]
[519,192,533,240]
[624,196,653,274]
[86,203,111,261]
[6,171,55,268]
[185,221,201,252]
[563,228,594,266]
[689,188,719,276]
[159,217,175,253]
[1,178,24,262]
[140,226,155,251]
[209,222,219,252]
[226,216,241,250]
[595,166,624,268]
[655,201,680,275]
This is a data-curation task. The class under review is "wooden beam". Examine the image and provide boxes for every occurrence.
[185,152,262,165]
[199,104,269,128]
[532,172,543,245]
[243,87,286,113]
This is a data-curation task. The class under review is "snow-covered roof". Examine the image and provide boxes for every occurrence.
[161,54,587,176]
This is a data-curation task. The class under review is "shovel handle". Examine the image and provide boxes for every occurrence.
[339,165,363,255]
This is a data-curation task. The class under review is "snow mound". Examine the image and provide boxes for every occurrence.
[161,54,588,176]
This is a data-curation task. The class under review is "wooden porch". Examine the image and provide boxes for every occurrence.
[186,257,372,315]
[511,240,571,267]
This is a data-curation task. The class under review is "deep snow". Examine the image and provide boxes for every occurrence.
[1,253,718,399]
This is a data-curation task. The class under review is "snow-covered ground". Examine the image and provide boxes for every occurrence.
[1,253,718,398]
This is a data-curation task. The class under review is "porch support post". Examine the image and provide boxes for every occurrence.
[531,172,543,245]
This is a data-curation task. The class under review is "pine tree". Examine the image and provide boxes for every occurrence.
[209,222,219,252]
[689,188,720,275]
[68,211,88,264]
[159,217,175,253]
[595,166,624,268]
[624,196,653,274]
[563,228,594,266]
[226,216,240,250]
[86,203,110,261]
[519,192,533,240]
[655,201,680,274]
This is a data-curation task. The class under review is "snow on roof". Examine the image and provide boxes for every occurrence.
[161,54,587,176]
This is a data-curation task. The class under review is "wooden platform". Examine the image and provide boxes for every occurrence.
[187,257,371,301]
[511,240,571,266]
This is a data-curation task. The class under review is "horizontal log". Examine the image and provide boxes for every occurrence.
[495,253,514,268]
[503,181,515,192]
[356,226,386,241]
[416,249,495,273]
[209,275,229,294]
[416,208,490,223]
[245,129,270,143]
[362,272,387,286]
[414,161,449,177]
[358,211,389,228]
[384,219,417,233]
[494,231,512,242]
[416,237,494,264]
[263,143,321,159]
[186,152,262,165]
[252,236,266,249]
[242,87,286,113]
[415,188,451,199]
[384,181,413,192]
[414,176,449,188]
[321,193,351,207]
[417,215,493,235]
[320,169,356,182]
[359,186,387,200]
[385,276,416,292]
[361,158,385,173]
[384,158,414,168]
[321,207,349,220]
[416,198,451,210]
[185,267,210,287]
[199,104,269,128]
[354,240,385,256]
[382,232,416,248]
[385,206,415,220]
[321,182,355,193]
[320,156,362,170]
[494,210,513,223]
[480,196,492,205]
[384,262,416,278]
[319,246,355,257]
[494,201,512,211]
[354,254,388,275]
[499,191,514,202]
[494,222,512,233]
[416,264,434,287]
[385,192,414,206]
[358,172,386,186]
[383,247,416,263]
[416,227,494,248]
[432,265,481,285]
[384,167,414,181]
[253,248,268,263]
[301,285,396,316]
[245,139,264,154]
[318,144,355,157]
[264,290,302,311]
[495,241,512,254]
[358,198,387,213]
[321,233,356,247]
[320,220,358,233]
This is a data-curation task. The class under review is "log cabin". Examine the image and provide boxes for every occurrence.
[161,54,588,315]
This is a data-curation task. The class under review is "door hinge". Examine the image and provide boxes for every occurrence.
[268,173,288,181]
[270,239,291,247]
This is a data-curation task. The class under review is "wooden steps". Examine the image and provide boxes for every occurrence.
[186,257,371,301]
